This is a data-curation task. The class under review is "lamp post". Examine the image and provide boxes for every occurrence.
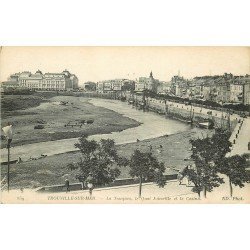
[2,123,13,192]
[7,142,11,192]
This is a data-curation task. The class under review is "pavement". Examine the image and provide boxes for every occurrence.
[152,99,250,156]
[2,178,250,204]
[228,117,250,156]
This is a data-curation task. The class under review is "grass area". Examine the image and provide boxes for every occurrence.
[1,93,215,190]
[1,127,213,190]
[1,95,47,115]
[1,95,140,148]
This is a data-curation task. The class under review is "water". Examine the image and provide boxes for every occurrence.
[0,98,190,162]
[88,99,190,142]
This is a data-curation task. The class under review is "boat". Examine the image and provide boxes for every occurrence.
[197,121,214,129]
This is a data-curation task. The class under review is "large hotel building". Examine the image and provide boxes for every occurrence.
[1,69,78,91]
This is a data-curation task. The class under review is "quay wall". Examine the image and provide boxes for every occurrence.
[134,98,239,131]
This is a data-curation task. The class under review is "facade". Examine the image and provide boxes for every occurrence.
[182,73,250,104]
[156,81,171,94]
[137,72,160,93]
[170,75,189,97]
[96,79,134,93]
[243,81,250,105]
[0,81,20,92]
[216,83,230,103]
[134,81,145,92]
[3,70,78,91]
[230,82,243,103]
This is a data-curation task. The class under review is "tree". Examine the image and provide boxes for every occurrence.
[84,82,96,91]
[218,154,249,197]
[186,129,231,198]
[68,135,126,193]
[128,149,166,198]
[185,160,224,198]
[121,81,135,92]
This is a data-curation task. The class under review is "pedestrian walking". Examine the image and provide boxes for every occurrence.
[65,179,70,193]
[17,157,22,164]
[177,171,183,185]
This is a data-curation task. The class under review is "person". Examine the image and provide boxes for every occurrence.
[177,171,183,185]
[157,145,163,154]
[184,165,192,186]
[65,179,70,193]
[17,157,22,164]
[149,145,152,152]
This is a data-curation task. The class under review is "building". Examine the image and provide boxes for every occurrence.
[243,78,250,105]
[230,81,243,103]
[170,75,189,97]
[215,83,230,103]
[136,72,160,93]
[0,81,20,92]
[243,83,250,105]
[134,81,145,92]
[3,69,79,91]
[156,81,171,94]
[96,79,134,93]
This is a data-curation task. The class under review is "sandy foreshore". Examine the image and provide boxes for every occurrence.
[1,95,141,148]
[1,95,213,190]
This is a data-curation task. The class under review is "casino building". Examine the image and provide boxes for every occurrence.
[2,69,78,91]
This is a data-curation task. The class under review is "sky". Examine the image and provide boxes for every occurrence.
[0,47,249,86]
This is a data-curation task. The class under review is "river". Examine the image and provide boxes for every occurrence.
[1,98,190,163]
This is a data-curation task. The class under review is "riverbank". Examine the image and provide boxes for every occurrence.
[0,126,212,190]
[1,98,190,162]
[1,95,140,148]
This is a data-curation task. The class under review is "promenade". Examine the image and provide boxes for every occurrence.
[148,98,249,156]
[149,97,241,122]
[228,117,250,156]
[2,178,250,204]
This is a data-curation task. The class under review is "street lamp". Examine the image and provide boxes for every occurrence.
[2,123,13,192]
